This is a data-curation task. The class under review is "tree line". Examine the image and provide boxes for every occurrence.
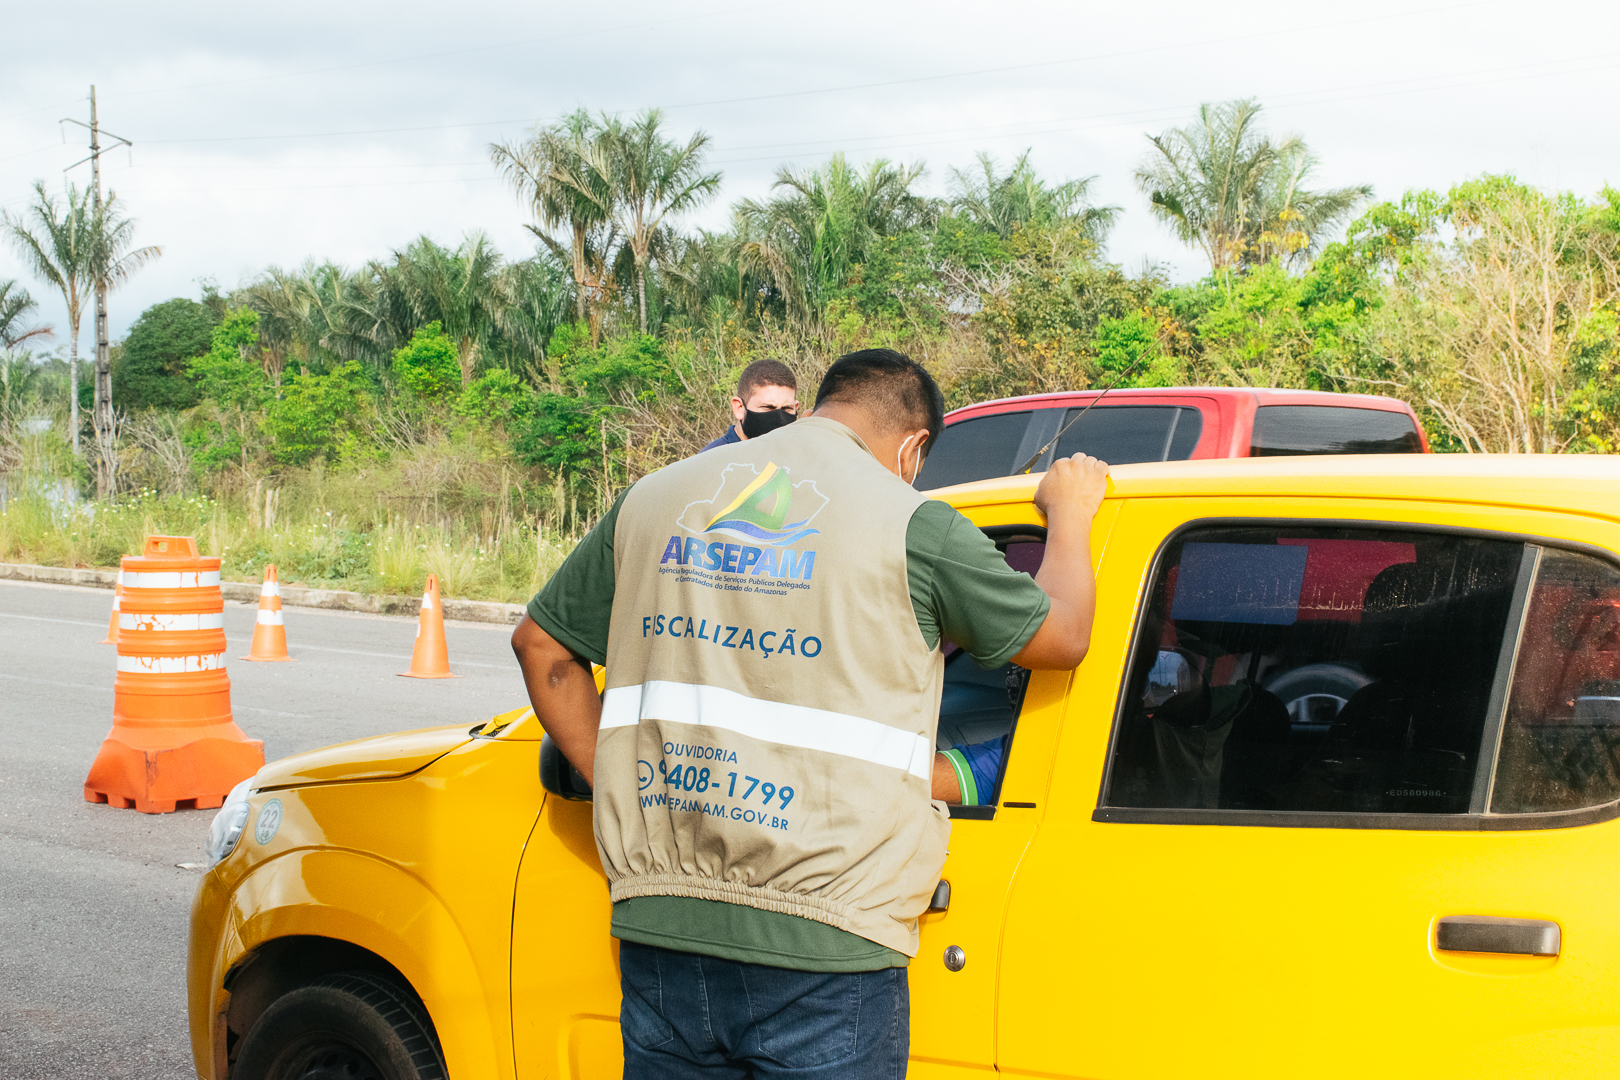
[3,97,1619,536]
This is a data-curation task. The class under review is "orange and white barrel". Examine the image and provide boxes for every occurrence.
[83,535,263,814]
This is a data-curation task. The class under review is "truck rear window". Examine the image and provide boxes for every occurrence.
[917,405,1202,490]
[1055,406,1202,464]
[915,410,1031,490]
[1250,406,1422,456]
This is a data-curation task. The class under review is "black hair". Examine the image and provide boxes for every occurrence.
[813,348,945,455]
[736,359,797,399]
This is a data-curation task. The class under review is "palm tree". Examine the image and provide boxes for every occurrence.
[948,150,1119,243]
[84,188,160,496]
[1135,99,1371,273]
[736,155,933,324]
[663,227,771,327]
[593,110,722,333]
[3,182,94,453]
[501,254,574,386]
[241,265,317,387]
[492,110,620,337]
[306,261,391,371]
[384,234,510,384]
[0,280,52,350]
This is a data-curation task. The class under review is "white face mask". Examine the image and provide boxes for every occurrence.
[897,434,921,486]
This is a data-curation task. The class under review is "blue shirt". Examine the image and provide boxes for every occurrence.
[700,426,742,452]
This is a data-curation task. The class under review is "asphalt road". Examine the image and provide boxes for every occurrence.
[0,579,530,1079]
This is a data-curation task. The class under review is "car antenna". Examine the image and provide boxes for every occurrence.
[1016,353,1151,474]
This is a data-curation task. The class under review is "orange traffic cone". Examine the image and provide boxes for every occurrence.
[242,564,294,661]
[400,573,459,679]
[100,569,123,644]
[84,535,265,814]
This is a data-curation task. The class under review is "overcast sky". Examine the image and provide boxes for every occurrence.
[2,0,1615,347]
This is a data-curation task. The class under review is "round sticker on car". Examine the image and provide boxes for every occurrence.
[255,799,283,845]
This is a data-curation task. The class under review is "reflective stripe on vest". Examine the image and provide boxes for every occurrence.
[602,680,934,780]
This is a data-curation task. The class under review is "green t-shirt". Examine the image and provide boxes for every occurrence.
[528,490,1051,971]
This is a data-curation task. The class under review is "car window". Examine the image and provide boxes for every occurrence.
[915,410,1032,490]
[1102,526,1523,816]
[1250,405,1423,456]
[938,537,1043,816]
[1053,405,1202,465]
[1491,548,1620,814]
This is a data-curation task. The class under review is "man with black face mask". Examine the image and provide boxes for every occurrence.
[702,359,799,452]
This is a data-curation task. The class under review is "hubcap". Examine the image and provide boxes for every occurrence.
[289,1041,384,1080]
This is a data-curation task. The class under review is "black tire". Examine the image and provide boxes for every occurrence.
[232,971,446,1080]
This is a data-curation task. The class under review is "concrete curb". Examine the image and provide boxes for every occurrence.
[0,561,528,626]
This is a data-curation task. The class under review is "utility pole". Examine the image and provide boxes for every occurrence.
[63,86,132,497]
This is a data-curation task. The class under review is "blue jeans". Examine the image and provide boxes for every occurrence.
[618,941,909,1079]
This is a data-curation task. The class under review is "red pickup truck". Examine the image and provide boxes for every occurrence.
[916,387,1428,490]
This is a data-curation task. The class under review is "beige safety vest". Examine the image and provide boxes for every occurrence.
[595,417,950,956]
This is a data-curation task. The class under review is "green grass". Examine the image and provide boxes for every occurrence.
[0,484,576,604]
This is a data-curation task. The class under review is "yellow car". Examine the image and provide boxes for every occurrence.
[190,454,1620,1080]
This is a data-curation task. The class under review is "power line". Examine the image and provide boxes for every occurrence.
[124,160,491,172]
[85,48,1620,184]
[19,13,1613,204]
[659,0,1510,111]
[0,143,72,166]
[710,50,1620,157]
[113,1,799,100]
[134,0,1507,148]
[79,51,1620,198]
[142,116,544,145]
[99,175,500,197]
[0,96,89,125]
[703,53,1620,165]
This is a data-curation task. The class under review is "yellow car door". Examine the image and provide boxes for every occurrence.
[998,497,1620,1080]
[511,792,625,1079]
[907,663,1064,1077]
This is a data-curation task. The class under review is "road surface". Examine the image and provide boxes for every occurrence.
[0,578,530,1079]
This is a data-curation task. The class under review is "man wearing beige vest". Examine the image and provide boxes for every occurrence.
[513,348,1108,1079]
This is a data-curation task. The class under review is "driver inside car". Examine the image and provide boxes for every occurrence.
[934,737,1006,805]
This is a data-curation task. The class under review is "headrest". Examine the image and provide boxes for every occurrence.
[1360,562,1486,678]
[1363,562,1447,614]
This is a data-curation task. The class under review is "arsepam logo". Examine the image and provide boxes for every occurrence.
[659,461,826,582]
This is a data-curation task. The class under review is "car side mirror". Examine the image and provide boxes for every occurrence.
[539,733,593,801]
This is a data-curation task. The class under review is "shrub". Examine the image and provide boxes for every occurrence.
[114,298,219,411]
[391,322,461,401]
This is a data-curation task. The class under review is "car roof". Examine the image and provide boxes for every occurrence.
[945,387,1415,420]
[936,453,1620,525]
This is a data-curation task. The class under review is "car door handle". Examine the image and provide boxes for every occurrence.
[1436,916,1560,956]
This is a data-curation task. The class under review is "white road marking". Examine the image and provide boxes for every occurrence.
[0,613,106,627]
[0,609,514,668]
[220,638,514,669]
[0,672,111,692]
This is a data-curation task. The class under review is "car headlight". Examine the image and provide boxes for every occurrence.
[206,779,254,867]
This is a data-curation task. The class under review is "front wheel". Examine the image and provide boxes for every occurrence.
[232,971,446,1080]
